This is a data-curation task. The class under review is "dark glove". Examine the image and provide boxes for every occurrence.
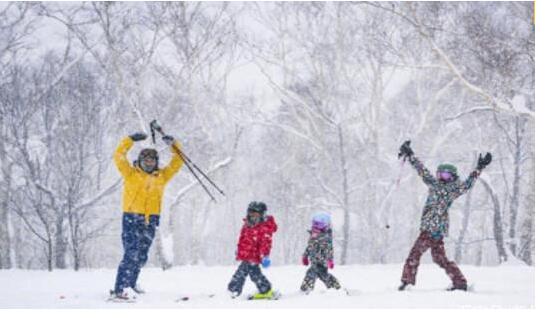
[162,135,175,146]
[129,132,147,142]
[477,152,492,170]
[398,140,414,160]
[302,256,309,266]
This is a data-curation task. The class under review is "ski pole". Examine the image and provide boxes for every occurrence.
[171,151,226,196]
[384,146,410,229]
[150,120,225,200]
[177,150,218,202]
[151,120,225,195]
[150,121,156,144]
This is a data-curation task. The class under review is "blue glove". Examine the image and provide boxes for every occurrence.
[431,231,443,240]
[261,256,271,268]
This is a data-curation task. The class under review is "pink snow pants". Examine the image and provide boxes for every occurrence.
[401,232,467,287]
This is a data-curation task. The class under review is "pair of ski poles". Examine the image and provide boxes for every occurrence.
[150,120,225,202]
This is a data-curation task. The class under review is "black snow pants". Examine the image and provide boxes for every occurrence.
[300,263,341,292]
[228,261,271,295]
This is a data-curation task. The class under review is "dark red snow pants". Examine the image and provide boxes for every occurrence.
[401,232,467,287]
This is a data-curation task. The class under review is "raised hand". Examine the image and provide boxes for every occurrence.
[129,132,147,142]
[162,135,175,146]
[398,140,414,160]
[477,152,492,170]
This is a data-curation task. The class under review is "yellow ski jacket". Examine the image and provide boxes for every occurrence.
[113,137,184,223]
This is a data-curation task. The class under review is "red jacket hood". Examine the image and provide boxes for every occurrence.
[243,215,277,232]
[262,215,277,233]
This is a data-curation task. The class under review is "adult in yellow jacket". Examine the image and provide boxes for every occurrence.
[111,132,183,301]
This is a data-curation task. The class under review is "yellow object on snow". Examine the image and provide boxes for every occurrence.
[251,289,275,300]
[113,137,183,223]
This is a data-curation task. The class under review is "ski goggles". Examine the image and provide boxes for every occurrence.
[246,214,264,226]
[437,171,454,181]
[312,221,329,230]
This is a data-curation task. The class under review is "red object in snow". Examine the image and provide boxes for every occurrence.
[235,216,277,264]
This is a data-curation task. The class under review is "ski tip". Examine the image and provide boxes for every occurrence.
[175,294,216,302]
[344,288,360,296]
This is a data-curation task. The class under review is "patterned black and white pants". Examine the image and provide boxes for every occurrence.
[300,263,341,292]
[228,261,271,295]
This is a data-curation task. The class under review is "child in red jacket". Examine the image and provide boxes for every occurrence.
[227,201,278,299]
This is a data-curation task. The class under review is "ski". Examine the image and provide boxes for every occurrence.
[175,293,216,302]
[446,284,475,292]
[246,290,282,300]
[343,288,360,296]
[106,290,137,303]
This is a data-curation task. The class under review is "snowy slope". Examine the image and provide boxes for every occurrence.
[1,264,533,309]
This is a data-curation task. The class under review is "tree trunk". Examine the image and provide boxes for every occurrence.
[508,117,524,256]
[0,175,12,269]
[54,218,67,269]
[454,153,478,263]
[479,179,508,263]
[519,212,533,265]
[0,131,12,269]
[0,202,12,269]
[519,136,535,265]
[47,238,53,272]
[337,125,351,265]
[454,189,473,263]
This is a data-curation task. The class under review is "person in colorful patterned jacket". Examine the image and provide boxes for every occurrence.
[397,140,492,292]
[228,201,278,300]
[300,212,341,293]
[109,132,184,302]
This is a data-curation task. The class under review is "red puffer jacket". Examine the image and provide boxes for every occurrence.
[236,216,277,264]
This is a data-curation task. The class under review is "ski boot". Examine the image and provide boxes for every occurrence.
[300,287,312,295]
[398,281,412,291]
[447,284,468,292]
[108,289,137,303]
[228,290,240,299]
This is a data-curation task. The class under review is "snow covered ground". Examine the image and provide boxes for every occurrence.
[1,263,533,309]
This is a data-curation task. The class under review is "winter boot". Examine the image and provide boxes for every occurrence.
[228,290,240,299]
[108,289,137,303]
[398,281,412,291]
[300,287,312,295]
[447,284,467,292]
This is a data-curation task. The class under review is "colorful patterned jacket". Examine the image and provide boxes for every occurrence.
[409,156,480,237]
[303,229,334,265]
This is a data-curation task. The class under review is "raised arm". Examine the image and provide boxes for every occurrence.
[453,152,492,198]
[454,170,481,198]
[113,133,148,178]
[399,140,437,187]
[159,135,184,183]
[113,137,135,177]
[409,156,438,187]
